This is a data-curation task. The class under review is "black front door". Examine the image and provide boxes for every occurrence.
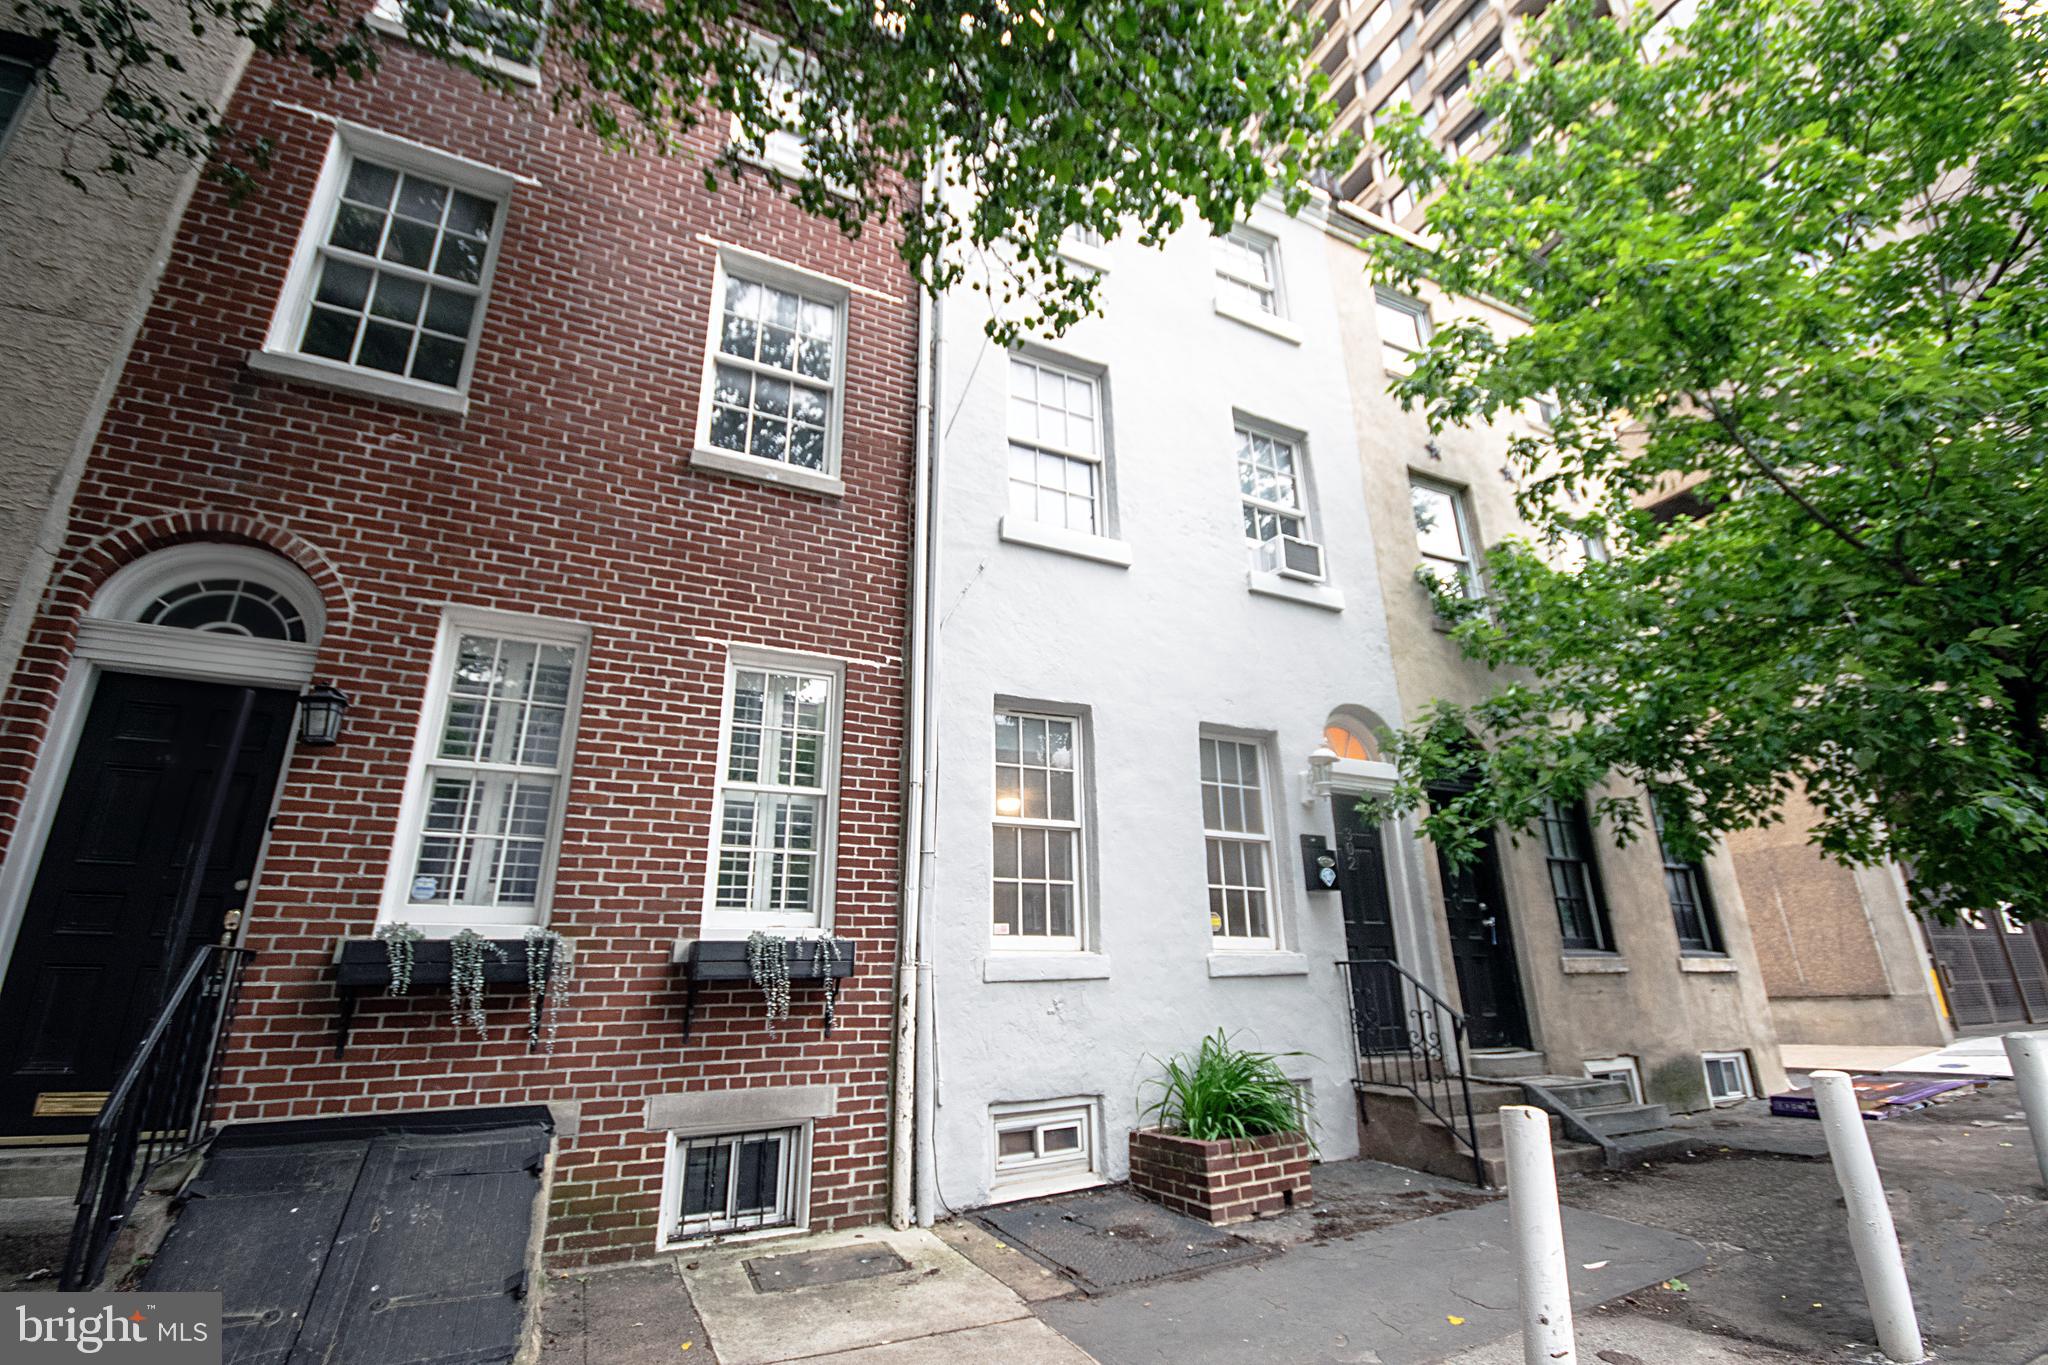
[1333,797,1408,1054]
[0,673,294,1136]
[1433,825,1531,1050]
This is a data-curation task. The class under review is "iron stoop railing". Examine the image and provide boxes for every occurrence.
[1337,957,1485,1187]
[61,945,253,1291]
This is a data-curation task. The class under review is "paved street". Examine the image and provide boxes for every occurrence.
[537,1083,2048,1364]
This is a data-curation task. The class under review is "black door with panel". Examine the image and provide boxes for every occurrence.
[1333,797,1408,1054]
[0,673,294,1136]
[1431,820,1531,1050]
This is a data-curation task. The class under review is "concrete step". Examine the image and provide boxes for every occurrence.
[1606,1129,1706,1166]
[0,1149,84,1200]
[1462,1048,1549,1080]
[1528,1075,1636,1112]
[1579,1104,1673,1139]
[1478,1139,1605,1188]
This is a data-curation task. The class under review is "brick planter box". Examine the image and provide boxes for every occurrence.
[1127,1127,1313,1225]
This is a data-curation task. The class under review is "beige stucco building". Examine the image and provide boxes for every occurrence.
[0,12,249,692]
[1322,206,1787,1113]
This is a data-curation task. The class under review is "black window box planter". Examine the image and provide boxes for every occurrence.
[331,937,561,1056]
[671,937,857,1039]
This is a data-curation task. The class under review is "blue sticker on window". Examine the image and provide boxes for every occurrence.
[412,876,440,901]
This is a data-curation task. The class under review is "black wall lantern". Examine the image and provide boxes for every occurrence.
[297,683,350,746]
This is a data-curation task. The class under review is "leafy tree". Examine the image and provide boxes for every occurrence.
[16,0,1348,341]
[1366,0,2048,915]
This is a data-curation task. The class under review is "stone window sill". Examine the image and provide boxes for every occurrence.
[247,349,470,416]
[1678,955,1739,974]
[983,952,1111,982]
[1247,570,1344,612]
[1213,295,1303,345]
[1561,953,1629,975]
[691,446,846,498]
[998,517,1133,567]
[1207,951,1310,979]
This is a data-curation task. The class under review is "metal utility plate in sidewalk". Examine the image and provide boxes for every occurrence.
[745,1242,912,1293]
[976,1186,1271,1294]
[140,1106,552,1365]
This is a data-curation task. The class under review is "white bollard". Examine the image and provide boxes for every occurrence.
[1501,1104,1576,1365]
[1811,1070,1926,1363]
[2005,1030,2048,1190]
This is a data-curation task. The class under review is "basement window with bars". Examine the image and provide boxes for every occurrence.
[259,125,515,408]
[667,1128,802,1238]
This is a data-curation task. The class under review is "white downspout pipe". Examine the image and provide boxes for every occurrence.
[890,189,945,1230]
[910,259,946,1228]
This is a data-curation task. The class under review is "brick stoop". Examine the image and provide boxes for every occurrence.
[1127,1127,1313,1225]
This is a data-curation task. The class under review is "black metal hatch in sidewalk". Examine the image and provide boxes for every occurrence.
[140,1106,552,1365]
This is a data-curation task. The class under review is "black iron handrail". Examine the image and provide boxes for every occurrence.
[61,945,252,1290]
[1337,957,1484,1187]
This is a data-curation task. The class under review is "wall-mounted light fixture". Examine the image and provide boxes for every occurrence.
[297,683,350,746]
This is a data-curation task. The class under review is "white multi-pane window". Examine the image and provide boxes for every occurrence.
[710,661,839,930]
[1201,736,1276,948]
[1410,478,1480,597]
[666,1128,801,1239]
[1007,356,1105,535]
[1236,425,1308,572]
[704,267,844,475]
[370,0,546,71]
[992,711,1083,950]
[1376,290,1425,370]
[391,617,585,928]
[1214,228,1284,318]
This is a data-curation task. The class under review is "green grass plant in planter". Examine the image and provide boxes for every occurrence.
[1142,1030,1311,1144]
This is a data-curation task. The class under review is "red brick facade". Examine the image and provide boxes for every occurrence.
[1127,1128,1314,1225]
[0,34,918,1265]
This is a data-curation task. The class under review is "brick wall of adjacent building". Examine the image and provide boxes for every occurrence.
[1126,1128,1313,1225]
[0,34,919,1264]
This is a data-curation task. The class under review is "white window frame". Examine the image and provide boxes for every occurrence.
[658,1122,810,1246]
[701,646,845,939]
[1201,731,1282,952]
[366,0,547,85]
[725,32,856,193]
[378,606,590,935]
[1583,1056,1644,1105]
[1213,226,1286,319]
[1375,289,1432,373]
[1234,418,1316,575]
[990,708,1087,954]
[989,1098,1102,1201]
[1005,352,1111,538]
[691,249,851,496]
[1410,476,1482,599]
[1701,1051,1754,1105]
[252,122,519,416]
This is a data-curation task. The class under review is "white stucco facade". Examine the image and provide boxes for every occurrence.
[922,198,1435,1212]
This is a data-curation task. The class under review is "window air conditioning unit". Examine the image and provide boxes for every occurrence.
[1278,534,1326,583]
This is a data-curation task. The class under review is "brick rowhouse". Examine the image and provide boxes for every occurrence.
[0,31,919,1264]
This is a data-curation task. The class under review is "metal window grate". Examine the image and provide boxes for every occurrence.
[672,1127,801,1238]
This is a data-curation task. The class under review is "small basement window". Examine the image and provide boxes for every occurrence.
[1701,1052,1753,1106]
[668,1127,802,1238]
[991,1100,1098,1197]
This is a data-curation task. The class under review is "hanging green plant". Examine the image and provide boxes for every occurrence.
[522,927,574,1052]
[375,921,424,995]
[817,934,843,1032]
[449,928,510,1038]
[747,931,791,1028]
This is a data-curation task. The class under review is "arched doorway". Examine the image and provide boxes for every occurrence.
[0,544,323,1136]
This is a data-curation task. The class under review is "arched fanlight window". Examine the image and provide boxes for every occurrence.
[1323,724,1373,761]
[137,579,309,642]
[1323,708,1384,762]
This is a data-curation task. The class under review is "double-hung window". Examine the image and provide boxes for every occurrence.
[370,0,547,75]
[709,657,840,933]
[1236,425,1314,575]
[1653,799,1723,952]
[1007,356,1105,535]
[1214,228,1284,318]
[390,614,586,930]
[1376,291,1430,372]
[701,261,845,478]
[259,126,514,409]
[1540,797,1613,952]
[1201,735,1277,949]
[1410,478,1480,597]
[992,710,1083,950]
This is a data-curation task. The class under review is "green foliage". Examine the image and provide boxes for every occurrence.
[1364,0,2048,916]
[1142,1030,1309,1143]
[16,0,1352,342]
